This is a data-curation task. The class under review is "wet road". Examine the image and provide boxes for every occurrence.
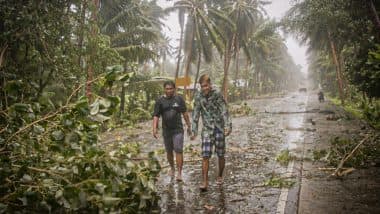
[155,92,310,213]
[100,90,380,213]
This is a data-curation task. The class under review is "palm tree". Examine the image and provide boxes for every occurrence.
[99,0,165,113]
[244,19,277,93]
[220,0,268,101]
[174,8,185,78]
[230,0,267,82]
[100,0,164,63]
[283,0,347,104]
[168,0,229,94]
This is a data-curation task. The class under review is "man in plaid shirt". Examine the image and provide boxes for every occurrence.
[190,74,232,191]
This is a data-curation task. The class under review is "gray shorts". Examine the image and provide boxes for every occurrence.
[163,131,184,153]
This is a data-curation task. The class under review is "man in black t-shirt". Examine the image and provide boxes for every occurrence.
[152,80,191,181]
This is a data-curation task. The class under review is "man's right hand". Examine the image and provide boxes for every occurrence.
[153,130,159,139]
[187,128,192,137]
[190,135,196,141]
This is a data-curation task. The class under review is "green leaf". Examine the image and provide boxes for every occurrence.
[5,80,23,94]
[90,114,110,123]
[42,179,54,187]
[103,196,121,206]
[116,73,130,82]
[51,130,65,141]
[20,174,33,183]
[63,119,74,127]
[18,197,28,206]
[74,97,89,114]
[106,64,123,73]
[95,183,106,194]
[33,125,45,134]
[90,101,100,115]
[99,98,111,108]
[12,103,32,113]
[107,96,120,106]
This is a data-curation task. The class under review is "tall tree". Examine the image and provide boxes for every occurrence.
[283,0,347,104]
[221,0,268,101]
[168,0,228,93]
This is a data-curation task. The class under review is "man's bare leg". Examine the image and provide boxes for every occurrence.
[175,152,183,181]
[217,156,225,184]
[200,157,209,191]
[167,152,175,177]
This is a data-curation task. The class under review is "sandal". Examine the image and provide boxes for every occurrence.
[176,175,183,182]
[199,185,208,192]
[216,177,223,185]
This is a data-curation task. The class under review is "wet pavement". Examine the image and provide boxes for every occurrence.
[100,90,380,213]
[298,92,380,214]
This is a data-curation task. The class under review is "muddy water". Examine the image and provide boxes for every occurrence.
[154,92,309,213]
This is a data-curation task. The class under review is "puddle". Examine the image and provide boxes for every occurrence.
[281,94,307,151]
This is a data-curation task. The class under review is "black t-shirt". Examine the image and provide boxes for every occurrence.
[153,95,187,133]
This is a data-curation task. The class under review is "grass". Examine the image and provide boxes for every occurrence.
[312,149,327,161]
[329,94,380,129]
[329,96,362,119]
[264,175,295,188]
[276,149,294,166]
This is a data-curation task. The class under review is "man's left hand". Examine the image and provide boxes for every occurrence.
[224,128,231,136]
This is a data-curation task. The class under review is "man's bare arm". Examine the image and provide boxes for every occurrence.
[182,112,191,136]
[152,116,159,138]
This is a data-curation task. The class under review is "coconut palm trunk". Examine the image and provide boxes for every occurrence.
[192,51,202,97]
[86,0,100,101]
[328,31,345,105]
[183,18,195,96]
[234,35,240,86]
[222,36,235,102]
[175,10,185,78]
[244,59,249,99]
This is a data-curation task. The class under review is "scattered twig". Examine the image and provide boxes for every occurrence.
[229,198,246,202]
[12,164,71,185]
[0,124,9,134]
[337,168,355,176]
[0,191,17,202]
[260,110,319,114]
[71,179,100,188]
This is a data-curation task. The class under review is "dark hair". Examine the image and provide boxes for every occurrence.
[198,74,211,84]
[163,80,176,88]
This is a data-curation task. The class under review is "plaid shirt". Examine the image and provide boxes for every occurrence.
[191,89,232,136]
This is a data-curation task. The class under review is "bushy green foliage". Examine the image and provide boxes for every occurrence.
[346,43,380,99]
[362,100,380,129]
[276,149,293,166]
[0,1,166,212]
[0,96,160,213]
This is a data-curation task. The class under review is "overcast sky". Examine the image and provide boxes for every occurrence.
[157,0,308,73]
